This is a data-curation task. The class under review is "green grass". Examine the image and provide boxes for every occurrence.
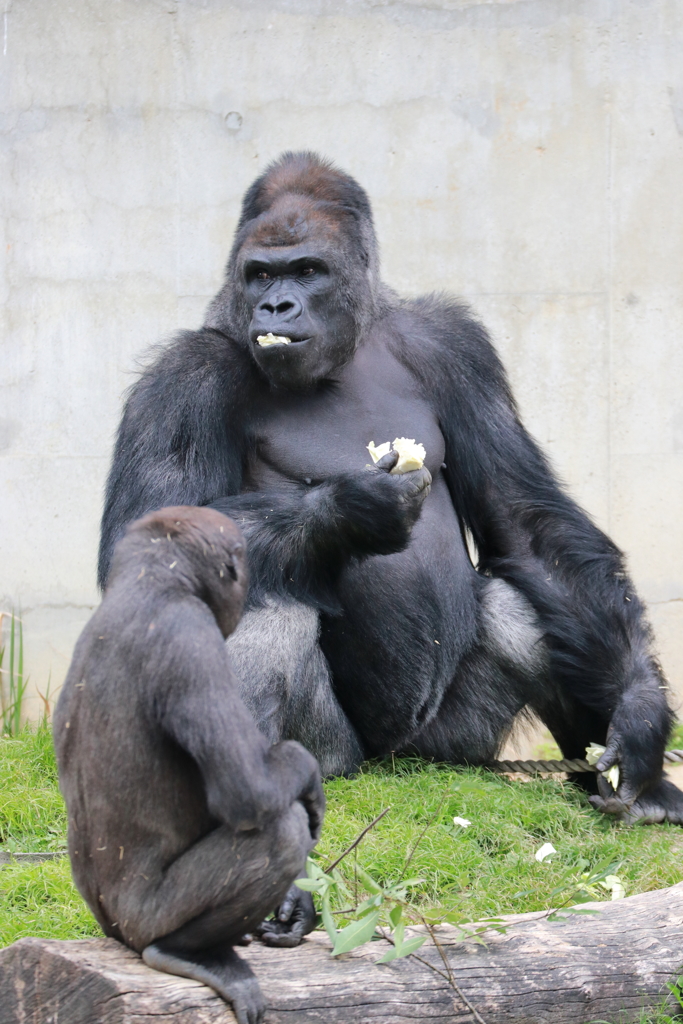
[0,724,66,852]
[316,759,683,921]
[0,725,99,945]
[2,727,683,1022]
[0,860,100,945]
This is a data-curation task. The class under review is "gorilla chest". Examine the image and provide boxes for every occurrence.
[248,363,445,485]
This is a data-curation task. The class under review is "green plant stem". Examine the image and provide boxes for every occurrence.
[325,806,391,873]
[401,787,450,877]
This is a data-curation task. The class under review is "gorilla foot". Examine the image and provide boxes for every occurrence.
[590,776,683,825]
[142,941,265,1024]
[256,885,317,947]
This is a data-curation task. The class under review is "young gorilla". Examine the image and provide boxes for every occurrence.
[54,506,324,1024]
[99,152,683,827]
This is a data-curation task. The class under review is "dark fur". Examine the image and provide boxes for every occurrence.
[99,152,683,824]
[56,506,324,1024]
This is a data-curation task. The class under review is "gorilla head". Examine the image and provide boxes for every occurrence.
[108,505,248,638]
[206,152,383,389]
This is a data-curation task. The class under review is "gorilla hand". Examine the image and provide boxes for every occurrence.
[267,740,325,842]
[367,448,432,529]
[588,689,681,822]
[590,775,683,824]
[313,452,432,561]
[256,886,317,948]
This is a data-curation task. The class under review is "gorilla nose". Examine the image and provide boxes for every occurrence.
[258,295,303,320]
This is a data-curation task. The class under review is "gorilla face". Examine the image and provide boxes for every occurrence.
[240,240,359,390]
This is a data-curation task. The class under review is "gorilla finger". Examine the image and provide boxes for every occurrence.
[374,451,399,473]
[596,773,630,802]
[277,889,297,922]
[589,793,628,816]
[259,928,303,948]
[254,920,276,937]
[615,783,639,808]
[255,918,294,942]
[231,1001,252,1024]
[595,740,620,773]
[404,468,432,491]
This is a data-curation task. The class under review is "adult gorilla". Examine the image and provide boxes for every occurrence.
[100,151,683,826]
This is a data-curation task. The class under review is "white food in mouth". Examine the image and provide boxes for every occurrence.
[367,437,427,474]
[256,333,292,347]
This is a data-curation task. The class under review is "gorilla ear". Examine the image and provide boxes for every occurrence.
[224,542,245,582]
[226,559,238,582]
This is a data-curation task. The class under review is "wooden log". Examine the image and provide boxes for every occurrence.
[1,882,683,1023]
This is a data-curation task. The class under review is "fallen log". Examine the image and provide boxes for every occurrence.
[1,882,683,1024]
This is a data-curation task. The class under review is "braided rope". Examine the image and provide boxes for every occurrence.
[487,749,683,775]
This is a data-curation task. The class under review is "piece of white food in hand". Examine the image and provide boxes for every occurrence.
[367,437,426,474]
[257,333,292,347]
[585,742,620,791]
[367,441,392,463]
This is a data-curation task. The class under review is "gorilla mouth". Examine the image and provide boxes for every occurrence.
[257,333,291,347]
[255,333,309,347]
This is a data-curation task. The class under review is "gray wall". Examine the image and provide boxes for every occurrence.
[1,0,682,724]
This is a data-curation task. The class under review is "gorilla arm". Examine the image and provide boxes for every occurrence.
[397,297,675,817]
[98,329,249,590]
[153,626,324,838]
[210,456,431,613]
[152,619,325,950]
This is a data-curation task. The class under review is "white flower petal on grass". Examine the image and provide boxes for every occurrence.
[452,816,472,828]
[602,875,626,900]
[535,842,557,862]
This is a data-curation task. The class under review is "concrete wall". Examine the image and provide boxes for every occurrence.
[1,0,682,724]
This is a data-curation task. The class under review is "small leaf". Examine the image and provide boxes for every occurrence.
[321,892,338,946]
[305,857,327,880]
[354,865,383,895]
[293,878,326,893]
[440,911,469,925]
[394,934,427,959]
[389,905,403,928]
[331,909,381,956]
[356,892,383,914]
[376,945,398,964]
[331,868,354,899]
[666,977,683,1010]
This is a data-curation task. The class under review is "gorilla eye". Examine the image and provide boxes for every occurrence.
[255,270,271,281]
[301,266,316,277]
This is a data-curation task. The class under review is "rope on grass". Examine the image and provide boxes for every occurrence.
[487,749,683,775]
